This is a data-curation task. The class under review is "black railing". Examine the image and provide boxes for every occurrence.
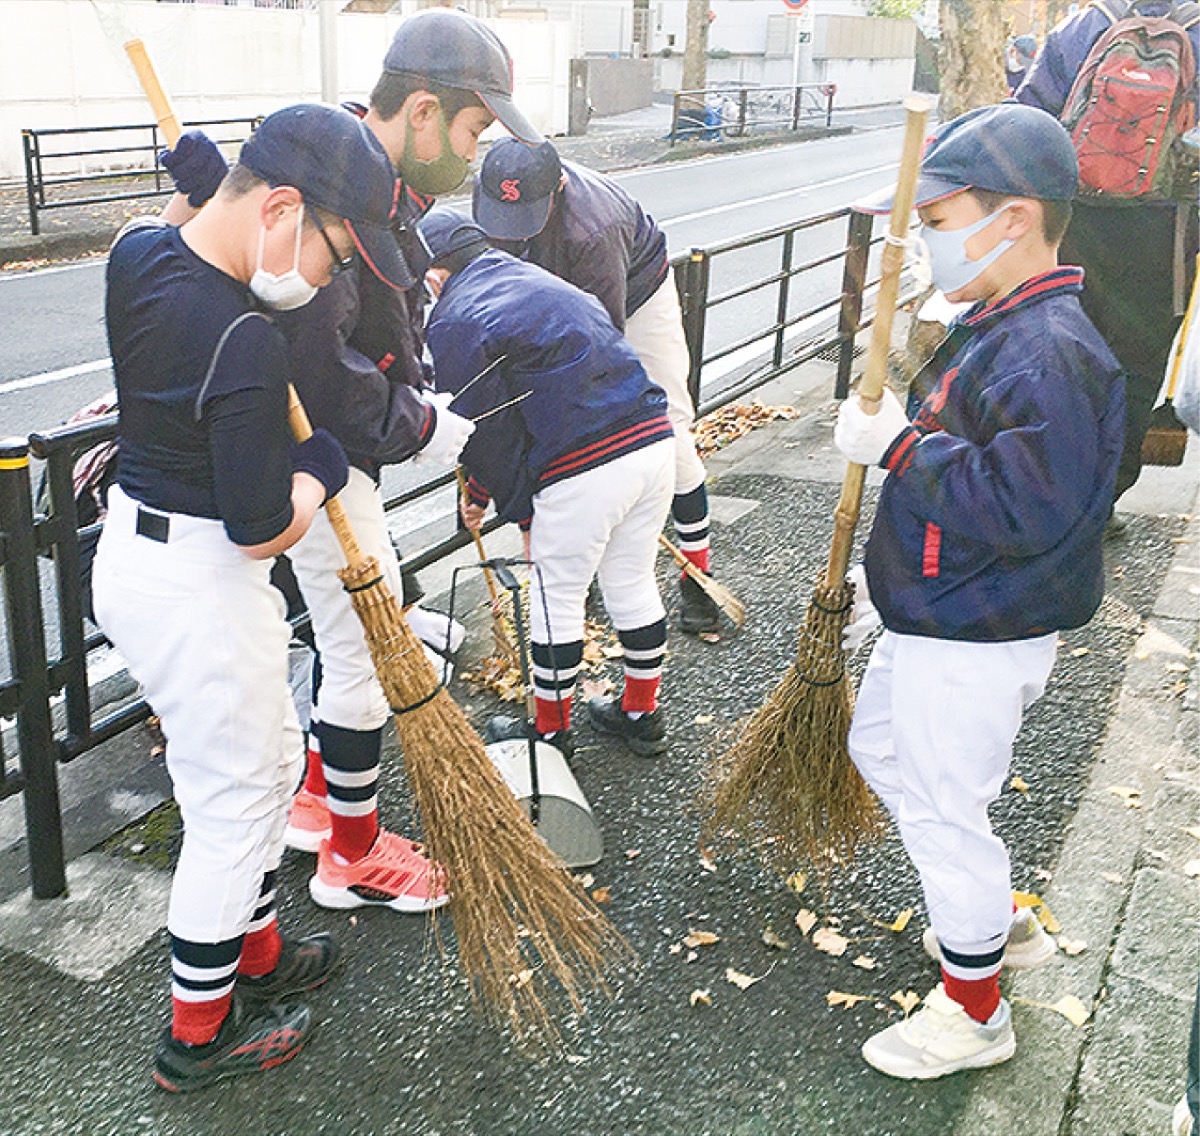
[0,205,906,898]
[670,82,836,144]
[21,117,260,236]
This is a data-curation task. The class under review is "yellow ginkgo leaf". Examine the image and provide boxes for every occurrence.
[795,908,818,936]
[1010,775,1030,793]
[689,989,712,1007]
[827,990,872,1009]
[812,928,849,957]
[725,965,772,990]
[852,955,878,970]
[891,990,920,1015]
[786,871,807,895]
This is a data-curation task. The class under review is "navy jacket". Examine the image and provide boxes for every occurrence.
[521,162,669,330]
[425,250,672,527]
[866,268,1125,642]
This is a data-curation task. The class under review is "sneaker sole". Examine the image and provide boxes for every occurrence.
[862,1034,1016,1080]
[284,824,330,855]
[590,723,669,757]
[308,873,450,914]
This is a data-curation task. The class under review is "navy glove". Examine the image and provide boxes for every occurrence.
[160,130,229,208]
[290,428,349,502]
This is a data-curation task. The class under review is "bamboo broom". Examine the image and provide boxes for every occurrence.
[658,534,745,629]
[121,38,632,1046]
[455,466,521,664]
[706,97,931,871]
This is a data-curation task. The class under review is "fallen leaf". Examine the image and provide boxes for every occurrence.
[1057,937,1088,956]
[668,942,683,955]
[1035,868,1053,882]
[1184,826,1200,842]
[1165,661,1188,673]
[827,990,872,1009]
[686,950,699,963]
[579,676,614,700]
[1108,785,1143,806]
[693,714,715,725]
[852,955,878,970]
[698,845,718,874]
[1184,860,1200,878]
[1010,775,1030,793]
[1013,994,1090,1028]
[591,887,612,904]
[725,964,774,990]
[762,928,789,951]
[699,632,722,644]
[574,872,595,889]
[564,1053,587,1065]
[812,927,850,957]
[795,909,818,936]
[625,848,641,860]
[1070,647,1091,657]
[601,644,624,659]
[689,989,712,1007]
[889,908,914,934]
[1101,871,1124,885]
[891,990,920,1015]
[786,870,807,895]
[509,969,533,988]
[1012,890,1061,933]
[683,930,720,949]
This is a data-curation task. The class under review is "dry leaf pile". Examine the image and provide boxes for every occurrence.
[692,401,800,458]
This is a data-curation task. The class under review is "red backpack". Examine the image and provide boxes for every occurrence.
[1060,0,1199,199]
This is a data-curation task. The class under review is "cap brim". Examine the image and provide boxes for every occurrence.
[478,91,543,146]
[346,219,414,291]
[473,182,553,242]
[854,174,969,215]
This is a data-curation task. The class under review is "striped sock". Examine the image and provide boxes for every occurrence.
[619,619,667,714]
[170,933,242,1045]
[301,727,327,798]
[939,935,1005,1022]
[673,484,711,574]
[532,639,583,735]
[238,870,282,978]
[318,721,381,863]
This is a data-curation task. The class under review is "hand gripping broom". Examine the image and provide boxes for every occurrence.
[706,97,930,871]
[121,36,631,1046]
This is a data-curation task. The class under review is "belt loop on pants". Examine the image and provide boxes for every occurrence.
[135,507,171,543]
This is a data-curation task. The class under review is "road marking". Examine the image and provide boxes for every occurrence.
[0,358,111,396]
[659,162,899,226]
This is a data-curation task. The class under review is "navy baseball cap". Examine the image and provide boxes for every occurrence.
[473,138,563,241]
[859,103,1078,214]
[418,208,491,271]
[384,10,543,146]
[239,104,411,290]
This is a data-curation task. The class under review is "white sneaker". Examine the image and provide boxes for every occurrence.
[923,908,1057,971]
[862,984,1015,1080]
[406,605,466,656]
[1174,1095,1196,1136]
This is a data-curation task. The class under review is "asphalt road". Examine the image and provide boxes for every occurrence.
[0,126,904,441]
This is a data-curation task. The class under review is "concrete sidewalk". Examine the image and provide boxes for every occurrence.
[0,348,1194,1135]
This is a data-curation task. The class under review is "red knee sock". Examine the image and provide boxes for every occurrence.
[535,693,573,735]
[238,919,282,978]
[681,547,710,575]
[941,967,1002,1023]
[301,733,327,797]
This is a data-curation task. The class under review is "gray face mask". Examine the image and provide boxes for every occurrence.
[250,204,319,311]
[919,202,1016,296]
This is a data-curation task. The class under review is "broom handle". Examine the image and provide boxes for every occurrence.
[287,385,369,570]
[124,39,184,148]
[455,467,502,606]
[1166,268,1200,401]
[658,533,694,572]
[823,96,930,590]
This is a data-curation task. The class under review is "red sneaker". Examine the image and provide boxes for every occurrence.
[283,790,331,854]
[308,830,449,913]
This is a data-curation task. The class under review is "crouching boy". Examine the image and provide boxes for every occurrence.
[420,209,675,757]
[833,104,1125,1079]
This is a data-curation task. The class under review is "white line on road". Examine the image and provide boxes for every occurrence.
[0,358,111,396]
[659,161,899,227]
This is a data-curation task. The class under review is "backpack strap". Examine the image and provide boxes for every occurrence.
[1125,0,1200,24]
[1091,0,1129,24]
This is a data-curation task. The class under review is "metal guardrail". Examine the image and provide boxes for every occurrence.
[0,205,902,898]
[669,83,836,145]
[21,117,260,236]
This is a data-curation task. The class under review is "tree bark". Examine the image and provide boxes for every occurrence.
[683,0,710,93]
[938,0,1009,120]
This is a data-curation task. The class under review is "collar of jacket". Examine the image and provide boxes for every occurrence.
[959,266,1085,330]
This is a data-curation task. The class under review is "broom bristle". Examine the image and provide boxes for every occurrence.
[705,576,884,870]
[340,557,635,1048]
[682,562,746,628]
[1141,404,1189,467]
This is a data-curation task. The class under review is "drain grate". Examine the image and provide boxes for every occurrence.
[814,342,865,363]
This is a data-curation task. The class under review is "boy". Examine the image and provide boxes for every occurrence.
[94,105,406,1090]
[162,9,542,911]
[472,138,725,635]
[833,104,1125,1079]
[420,209,676,757]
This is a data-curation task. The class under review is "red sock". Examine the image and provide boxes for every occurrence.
[172,993,231,1046]
[535,693,572,735]
[941,967,1001,1023]
[622,677,660,715]
[681,547,710,575]
[329,810,378,863]
[301,735,327,797]
[238,920,283,978]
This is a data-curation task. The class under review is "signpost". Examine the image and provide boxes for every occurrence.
[785,0,815,91]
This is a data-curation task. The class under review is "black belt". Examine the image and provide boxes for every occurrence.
[135,507,170,544]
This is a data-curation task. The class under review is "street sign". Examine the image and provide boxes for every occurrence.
[782,0,810,11]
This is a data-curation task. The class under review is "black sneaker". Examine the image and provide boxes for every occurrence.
[484,715,575,762]
[586,697,668,757]
[152,996,312,1093]
[236,933,340,1005]
[678,573,723,636]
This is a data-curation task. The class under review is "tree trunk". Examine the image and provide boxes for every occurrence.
[938,0,1009,120]
[683,0,710,93]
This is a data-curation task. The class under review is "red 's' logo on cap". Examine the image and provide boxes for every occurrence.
[499,178,522,202]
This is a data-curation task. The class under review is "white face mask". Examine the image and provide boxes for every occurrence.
[250,203,319,311]
[919,202,1016,296]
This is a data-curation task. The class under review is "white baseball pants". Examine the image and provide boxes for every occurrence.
[94,487,302,944]
[847,629,1057,958]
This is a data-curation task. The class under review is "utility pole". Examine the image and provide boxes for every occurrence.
[319,0,340,104]
[683,0,710,93]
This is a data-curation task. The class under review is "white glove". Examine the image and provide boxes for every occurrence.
[413,390,475,467]
[834,387,910,467]
[842,563,881,653]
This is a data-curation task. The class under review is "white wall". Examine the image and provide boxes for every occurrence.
[0,0,570,182]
